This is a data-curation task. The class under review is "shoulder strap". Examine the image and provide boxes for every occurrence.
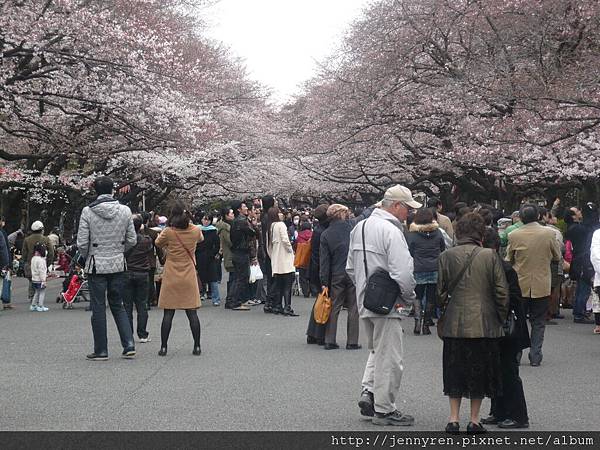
[173,229,196,269]
[361,221,368,279]
[447,246,481,296]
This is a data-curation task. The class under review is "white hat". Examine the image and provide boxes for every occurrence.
[31,220,44,231]
[382,185,422,209]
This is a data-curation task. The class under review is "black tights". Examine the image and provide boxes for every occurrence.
[161,309,201,349]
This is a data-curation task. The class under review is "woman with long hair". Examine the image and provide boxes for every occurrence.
[266,206,298,316]
[195,213,221,306]
[155,202,204,356]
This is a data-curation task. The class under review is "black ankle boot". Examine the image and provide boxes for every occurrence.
[422,321,431,335]
[193,345,201,355]
[414,317,422,335]
[158,347,167,356]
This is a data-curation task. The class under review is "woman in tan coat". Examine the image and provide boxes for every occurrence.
[155,203,204,356]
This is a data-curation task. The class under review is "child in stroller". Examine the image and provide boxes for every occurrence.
[56,250,89,309]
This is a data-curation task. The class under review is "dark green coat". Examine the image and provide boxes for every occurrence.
[437,240,509,338]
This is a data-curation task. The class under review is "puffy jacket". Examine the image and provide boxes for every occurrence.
[437,240,509,338]
[30,255,48,283]
[77,195,136,274]
[406,222,445,273]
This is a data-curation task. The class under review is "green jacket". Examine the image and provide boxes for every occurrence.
[216,220,234,272]
[437,241,509,338]
[500,221,523,247]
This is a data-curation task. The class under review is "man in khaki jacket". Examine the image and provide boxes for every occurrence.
[507,204,561,367]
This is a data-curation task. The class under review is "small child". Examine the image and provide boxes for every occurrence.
[30,243,48,312]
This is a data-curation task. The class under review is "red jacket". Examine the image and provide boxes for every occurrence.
[297,229,313,245]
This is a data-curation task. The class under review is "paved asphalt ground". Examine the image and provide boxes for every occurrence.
[1,276,599,431]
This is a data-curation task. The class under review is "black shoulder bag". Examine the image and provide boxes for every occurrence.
[361,221,401,315]
[437,246,481,339]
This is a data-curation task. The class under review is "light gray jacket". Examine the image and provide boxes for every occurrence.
[77,195,136,275]
[346,208,417,319]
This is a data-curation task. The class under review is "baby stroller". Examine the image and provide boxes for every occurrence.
[56,252,90,309]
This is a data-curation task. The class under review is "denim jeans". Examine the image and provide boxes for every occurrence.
[123,271,149,339]
[208,281,221,304]
[573,278,591,320]
[88,272,135,355]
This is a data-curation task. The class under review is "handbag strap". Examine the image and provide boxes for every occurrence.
[173,229,196,270]
[361,221,368,280]
[443,246,481,308]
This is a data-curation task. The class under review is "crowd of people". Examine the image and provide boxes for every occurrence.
[1,178,600,433]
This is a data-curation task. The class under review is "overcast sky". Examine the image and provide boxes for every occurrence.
[204,0,369,103]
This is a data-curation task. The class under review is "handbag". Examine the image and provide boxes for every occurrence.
[361,221,401,315]
[313,287,332,324]
[249,264,264,283]
[503,309,518,338]
[1,270,11,302]
[437,247,481,339]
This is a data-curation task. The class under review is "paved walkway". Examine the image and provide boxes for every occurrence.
[1,277,598,430]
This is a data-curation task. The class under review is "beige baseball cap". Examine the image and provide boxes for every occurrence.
[382,185,422,209]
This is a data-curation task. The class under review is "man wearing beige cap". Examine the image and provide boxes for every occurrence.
[347,184,420,426]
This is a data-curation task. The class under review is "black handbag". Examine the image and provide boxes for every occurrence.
[503,309,517,338]
[361,221,400,315]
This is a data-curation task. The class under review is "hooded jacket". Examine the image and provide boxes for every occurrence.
[406,222,446,273]
[77,194,136,274]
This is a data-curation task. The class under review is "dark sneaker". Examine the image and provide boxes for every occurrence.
[358,390,374,417]
[122,349,136,359]
[372,410,415,426]
[574,317,594,324]
[86,353,108,361]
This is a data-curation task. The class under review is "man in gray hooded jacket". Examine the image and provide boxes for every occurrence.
[78,176,137,361]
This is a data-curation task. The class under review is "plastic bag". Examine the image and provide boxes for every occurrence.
[249,264,264,283]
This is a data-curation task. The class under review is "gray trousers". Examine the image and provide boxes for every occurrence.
[325,273,359,345]
[523,297,549,365]
[361,317,404,414]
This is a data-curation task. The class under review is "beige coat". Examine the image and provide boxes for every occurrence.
[156,225,204,309]
[506,222,561,298]
[267,222,295,275]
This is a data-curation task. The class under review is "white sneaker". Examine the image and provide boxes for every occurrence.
[30,304,38,311]
[139,337,151,343]
[38,306,49,312]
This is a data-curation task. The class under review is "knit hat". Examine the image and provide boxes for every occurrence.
[327,204,349,220]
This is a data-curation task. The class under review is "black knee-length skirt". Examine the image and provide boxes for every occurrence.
[443,337,502,399]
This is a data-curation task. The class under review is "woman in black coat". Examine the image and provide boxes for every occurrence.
[482,228,530,429]
[195,214,221,306]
